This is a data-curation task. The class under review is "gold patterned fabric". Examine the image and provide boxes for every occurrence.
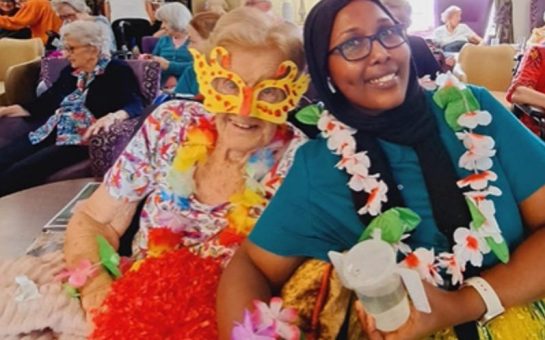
[282,260,545,339]
[281,259,351,339]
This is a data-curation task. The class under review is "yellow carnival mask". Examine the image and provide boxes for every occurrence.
[190,47,310,125]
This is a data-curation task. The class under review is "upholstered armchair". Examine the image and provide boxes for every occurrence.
[455,44,516,107]
[0,38,44,106]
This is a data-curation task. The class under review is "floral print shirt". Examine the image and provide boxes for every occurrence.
[104,100,307,262]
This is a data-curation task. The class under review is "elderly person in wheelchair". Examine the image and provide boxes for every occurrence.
[0,20,143,197]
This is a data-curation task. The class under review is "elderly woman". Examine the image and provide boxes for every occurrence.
[433,5,482,52]
[0,0,61,43]
[52,0,116,52]
[218,0,545,339]
[62,7,308,337]
[506,45,545,136]
[0,20,143,197]
[147,2,193,88]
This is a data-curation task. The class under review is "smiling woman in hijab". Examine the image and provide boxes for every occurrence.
[217,0,545,338]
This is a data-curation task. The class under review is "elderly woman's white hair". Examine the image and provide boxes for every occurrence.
[60,20,110,55]
[51,0,90,14]
[441,5,461,23]
[155,2,192,33]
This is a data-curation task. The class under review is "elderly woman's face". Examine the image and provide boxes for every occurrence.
[57,4,80,23]
[448,11,462,27]
[214,46,284,154]
[328,0,410,113]
[63,37,98,70]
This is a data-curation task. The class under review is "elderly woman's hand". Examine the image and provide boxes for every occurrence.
[153,56,170,70]
[0,105,30,118]
[356,281,474,340]
[84,110,129,140]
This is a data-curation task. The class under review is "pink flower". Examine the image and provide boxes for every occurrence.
[232,310,276,340]
[357,180,388,216]
[453,227,490,267]
[253,297,300,340]
[56,259,97,288]
[400,248,444,286]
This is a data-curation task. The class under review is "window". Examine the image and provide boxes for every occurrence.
[407,0,435,35]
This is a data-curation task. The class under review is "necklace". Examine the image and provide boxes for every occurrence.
[318,73,509,286]
[165,116,276,246]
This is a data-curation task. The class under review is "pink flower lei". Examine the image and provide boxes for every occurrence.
[318,73,510,286]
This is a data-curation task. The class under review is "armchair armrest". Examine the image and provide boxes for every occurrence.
[88,117,141,178]
[4,57,41,106]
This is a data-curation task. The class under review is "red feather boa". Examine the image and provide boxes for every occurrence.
[90,248,221,339]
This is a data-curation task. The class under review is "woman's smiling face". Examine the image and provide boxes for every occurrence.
[327,0,411,113]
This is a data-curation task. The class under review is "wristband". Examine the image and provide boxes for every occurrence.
[463,277,505,325]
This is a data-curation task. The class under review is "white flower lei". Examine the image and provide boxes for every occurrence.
[318,73,508,286]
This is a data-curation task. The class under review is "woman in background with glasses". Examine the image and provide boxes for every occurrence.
[218,0,545,338]
[0,20,143,196]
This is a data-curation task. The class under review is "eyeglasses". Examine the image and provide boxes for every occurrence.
[329,24,406,61]
[62,44,89,53]
[59,12,77,21]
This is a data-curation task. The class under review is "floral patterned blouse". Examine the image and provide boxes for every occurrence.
[104,100,307,263]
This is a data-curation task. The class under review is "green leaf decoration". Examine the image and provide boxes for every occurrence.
[63,284,80,298]
[97,235,121,278]
[485,236,510,264]
[433,87,480,131]
[295,104,322,125]
[358,208,421,244]
[465,198,486,229]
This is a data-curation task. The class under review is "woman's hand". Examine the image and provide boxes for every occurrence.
[356,281,481,340]
[84,110,129,140]
[153,56,170,70]
[0,105,30,117]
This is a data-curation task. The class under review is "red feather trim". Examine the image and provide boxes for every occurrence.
[90,248,221,340]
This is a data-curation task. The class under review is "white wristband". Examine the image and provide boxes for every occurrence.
[463,277,505,325]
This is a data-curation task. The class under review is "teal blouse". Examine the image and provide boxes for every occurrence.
[152,36,192,83]
[249,86,545,268]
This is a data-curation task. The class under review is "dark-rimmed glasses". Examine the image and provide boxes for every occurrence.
[329,24,407,61]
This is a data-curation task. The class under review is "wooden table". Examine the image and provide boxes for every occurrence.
[0,178,93,258]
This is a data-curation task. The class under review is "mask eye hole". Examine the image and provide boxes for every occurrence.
[212,78,239,95]
[257,87,287,103]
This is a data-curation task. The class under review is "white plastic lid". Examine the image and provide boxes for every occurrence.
[343,239,396,289]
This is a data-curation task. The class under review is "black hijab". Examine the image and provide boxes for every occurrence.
[304,1,477,337]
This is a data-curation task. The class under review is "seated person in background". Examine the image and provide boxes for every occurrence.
[0,0,61,44]
[148,2,192,89]
[0,0,31,38]
[527,11,545,47]
[52,0,116,52]
[105,0,154,50]
[434,5,482,52]
[0,20,143,197]
[218,0,545,338]
[507,45,545,136]
[174,11,221,96]
[62,7,309,337]
[382,0,441,80]
[245,0,282,22]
